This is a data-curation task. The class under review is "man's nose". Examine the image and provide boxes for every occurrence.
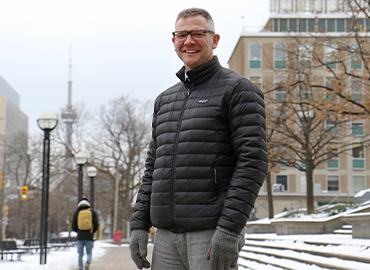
[183,33,195,45]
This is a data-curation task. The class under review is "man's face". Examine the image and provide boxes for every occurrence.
[172,15,220,71]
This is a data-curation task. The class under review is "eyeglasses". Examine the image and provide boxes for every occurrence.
[172,29,215,41]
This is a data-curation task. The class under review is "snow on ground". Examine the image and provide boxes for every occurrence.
[0,240,114,270]
[1,234,370,270]
[246,233,370,246]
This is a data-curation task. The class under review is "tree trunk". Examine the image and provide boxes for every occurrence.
[306,164,314,214]
[266,172,274,219]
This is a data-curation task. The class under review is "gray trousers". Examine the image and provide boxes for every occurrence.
[151,228,239,270]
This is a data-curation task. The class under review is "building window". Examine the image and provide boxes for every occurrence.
[276,175,288,192]
[308,19,316,31]
[346,18,354,31]
[325,77,337,101]
[353,176,366,194]
[324,44,337,70]
[350,44,363,70]
[366,19,370,31]
[347,19,364,32]
[289,19,297,32]
[327,19,335,32]
[299,43,312,68]
[274,19,278,31]
[275,146,288,168]
[355,19,364,31]
[274,43,287,69]
[249,43,261,69]
[337,19,345,32]
[351,78,363,102]
[249,76,262,90]
[352,120,364,135]
[274,76,287,101]
[317,19,326,32]
[327,175,339,192]
[299,86,312,101]
[280,19,288,31]
[299,19,307,32]
[353,143,365,169]
[273,18,365,33]
[327,143,339,169]
[326,113,338,135]
[274,109,287,129]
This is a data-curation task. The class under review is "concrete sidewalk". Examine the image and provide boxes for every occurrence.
[89,244,153,270]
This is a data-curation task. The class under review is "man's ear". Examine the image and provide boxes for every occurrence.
[172,37,175,46]
[212,34,220,49]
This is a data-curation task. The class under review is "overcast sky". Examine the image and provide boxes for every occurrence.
[1,0,270,133]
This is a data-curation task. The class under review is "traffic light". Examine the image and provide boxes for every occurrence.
[21,186,28,200]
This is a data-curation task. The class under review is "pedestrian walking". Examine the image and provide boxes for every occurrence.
[72,198,99,270]
[130,7,267,270]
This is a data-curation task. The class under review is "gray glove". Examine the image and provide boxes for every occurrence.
[129,229,150,269]
[208,227,240,270]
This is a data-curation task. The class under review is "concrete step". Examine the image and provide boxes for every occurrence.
[333,229,352,234]
[240,245,369,270]
[238,236,370,270]
[244,240,370,264]
[245,235,370,248]
[239,250,331,270]
[334,224,352,234]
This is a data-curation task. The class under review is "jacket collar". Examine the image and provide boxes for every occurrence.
[176,56,221,88]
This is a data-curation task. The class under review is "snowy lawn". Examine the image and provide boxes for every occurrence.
[0,240,113,270]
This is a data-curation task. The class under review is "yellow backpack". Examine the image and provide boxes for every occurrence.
[77,208,93,233]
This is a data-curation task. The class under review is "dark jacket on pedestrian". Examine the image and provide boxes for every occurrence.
[72,199,99,241]
[131,56,268,235]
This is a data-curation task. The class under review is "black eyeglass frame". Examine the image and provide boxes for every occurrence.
[172,29,215,40]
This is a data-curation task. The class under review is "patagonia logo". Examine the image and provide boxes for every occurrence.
[198,99,209,104]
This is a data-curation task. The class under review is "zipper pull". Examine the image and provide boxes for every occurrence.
[188,89,190,96]
[214,169,217,184]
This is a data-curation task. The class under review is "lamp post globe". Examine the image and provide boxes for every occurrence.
[74,152,87,203]
[37,111,58,265]
[87,166,98,178]
[87,166,98,210]
[74,152,88,166]
[37,111,58,131]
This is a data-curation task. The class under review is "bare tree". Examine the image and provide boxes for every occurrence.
[89,95,151,237]
[265,27,370,213]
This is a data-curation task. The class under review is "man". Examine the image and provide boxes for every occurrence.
[72,198,99,270]
[130,7,267,270]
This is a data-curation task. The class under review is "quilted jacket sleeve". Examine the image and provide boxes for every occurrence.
[130,99,159,231]
[217,78,268,234]
[92,210,99,234]
[71,210,78,232]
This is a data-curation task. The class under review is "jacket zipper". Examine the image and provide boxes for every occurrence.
[170,88,191,230]
[214,169,217,184]
[214,168,223,204]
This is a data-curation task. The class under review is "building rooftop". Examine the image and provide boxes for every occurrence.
[0,75,20,107]
[270,0,367,15]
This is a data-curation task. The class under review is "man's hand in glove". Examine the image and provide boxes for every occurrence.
[129,229,151,269]
[207,227,240,270]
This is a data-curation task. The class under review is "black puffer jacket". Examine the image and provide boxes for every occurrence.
[131,56,267,234]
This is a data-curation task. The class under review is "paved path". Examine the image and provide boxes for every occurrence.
[89,244,153,270]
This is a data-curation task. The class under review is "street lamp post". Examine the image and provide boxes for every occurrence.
[37,111,58,265]
[74,152,87,203]
[86,166,98,210]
